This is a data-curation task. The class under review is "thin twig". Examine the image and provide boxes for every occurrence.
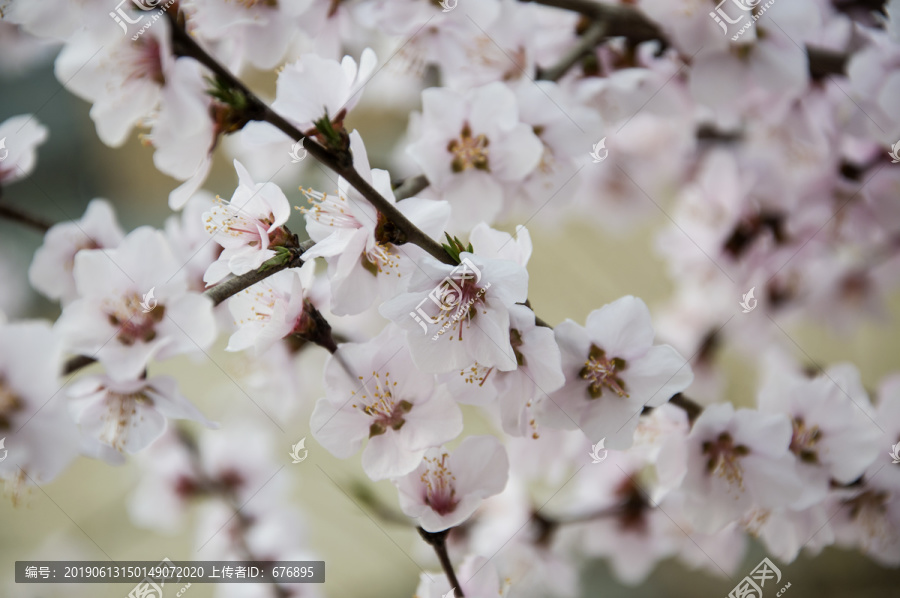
[205,240,314,306]
[668,393,703,424]
[0,203,53,232]
[537,20,607,81]
[418,528,465,598]
[394,174,430,200]
[523,0,849,77]
[166,14,454,266]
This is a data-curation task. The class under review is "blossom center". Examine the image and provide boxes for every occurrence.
[448,123,490,173]
[421,453,458,516]
[206,198,276,244]
[580,345,628,399]
[126,37,165,86]
[350,371,413,437]
[432,277,490,341]
[789,417,821,464]
[0,375,24,431]
[106,293,166,346]
[702,432,749,488]
[99,389,153,451]
[299,188,361,230]
[460,362,494,386]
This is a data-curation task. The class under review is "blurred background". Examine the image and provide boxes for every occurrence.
[1,42,900,598]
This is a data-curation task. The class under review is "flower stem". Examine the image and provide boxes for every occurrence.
[417,528,465,598]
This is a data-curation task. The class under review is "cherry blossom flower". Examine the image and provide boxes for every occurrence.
[182,0,314,71]
[299,131,449,315]
[408,82,543,231]
[445,303,565,439]
[664,403,804,533]
[56,226,217,380]
[163,192,221,292]
[0,321,80,499]
[272,48,377,128]
[150,58,216,211]
[548,296,693,449]
[0,113,47,184]
[354,0,501,81]
[226,263,316,354]
[203,160,293,285]
[757,360,881,509]
[394,435,509,532]
[54,26,174,148]
[310,326,463,481]
[688,31,808,127]
[380,251,529,374]
[67,374,216,458]
[568,452,679,585]
[29,199,125,304]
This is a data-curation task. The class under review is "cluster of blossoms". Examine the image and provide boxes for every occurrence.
[2,0,900,596]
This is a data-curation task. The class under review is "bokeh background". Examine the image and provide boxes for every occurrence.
[1,44,899,598]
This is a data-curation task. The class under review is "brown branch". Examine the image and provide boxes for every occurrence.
[205,240,314,306]
[0,203,52,233]
[537,19,607,81]
[522,0,849,78]
[668,393,703,424]
[418,528,465,598]
[167,14,454,266]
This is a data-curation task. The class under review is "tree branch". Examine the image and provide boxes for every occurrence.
[0,203,53,233]
[62,243,316,376]
[418,528,465,598]
[205,240,314,306]
[394,174,430,200]
[537,20,607,81]
[167,14,454,266]
[522,0,850,78]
